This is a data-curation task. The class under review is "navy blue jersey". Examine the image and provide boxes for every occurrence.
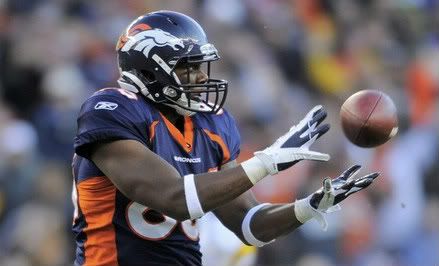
[71,88,240,266]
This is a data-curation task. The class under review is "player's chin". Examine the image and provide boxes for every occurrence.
[189,94,202,101]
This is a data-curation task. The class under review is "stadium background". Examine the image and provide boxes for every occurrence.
[0,0,438,265]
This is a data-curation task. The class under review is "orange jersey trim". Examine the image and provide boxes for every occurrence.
[77,176,118,266]
[203,129,230,164]
[159,113,194,153]
[149,120,159,142]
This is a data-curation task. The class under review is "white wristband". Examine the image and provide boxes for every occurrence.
[242,203,275,247]
[241,157,269,184]
[294,197,328,231]
[184,174,205,219]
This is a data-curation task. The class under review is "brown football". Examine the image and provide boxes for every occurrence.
[340,90,398,148]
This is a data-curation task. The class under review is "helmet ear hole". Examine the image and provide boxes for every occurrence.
[140,70,156,83]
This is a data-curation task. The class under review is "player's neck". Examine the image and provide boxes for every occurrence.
[156,104,185,132]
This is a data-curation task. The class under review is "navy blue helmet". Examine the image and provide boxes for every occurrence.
[116,11,228,116]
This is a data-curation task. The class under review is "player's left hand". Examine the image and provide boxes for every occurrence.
[309,164,379,211]
[294,165,379,230]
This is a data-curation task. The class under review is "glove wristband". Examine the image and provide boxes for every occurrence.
[294,197,328,231]
[241,157,269,185]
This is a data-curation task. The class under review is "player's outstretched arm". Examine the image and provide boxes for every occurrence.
[90,106,330,221]
[222,165,379,246]
[91,139,254,221]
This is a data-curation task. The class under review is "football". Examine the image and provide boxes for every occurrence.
[340,90,398,148]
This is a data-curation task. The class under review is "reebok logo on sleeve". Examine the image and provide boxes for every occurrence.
[94,101,119,110]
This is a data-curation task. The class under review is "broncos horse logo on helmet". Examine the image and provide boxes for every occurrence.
[120,27,185,57]
[116,11,228,116]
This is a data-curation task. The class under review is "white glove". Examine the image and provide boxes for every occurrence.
[255,105,331,174]
[294,165,380,230]
[242,105,330,184]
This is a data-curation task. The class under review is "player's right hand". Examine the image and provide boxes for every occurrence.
[254,105,330,175]
[294,164,379,230]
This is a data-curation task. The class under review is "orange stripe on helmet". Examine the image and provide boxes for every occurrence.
[128,24,151,36]
[77,176,118,266]
[116,23,151,50]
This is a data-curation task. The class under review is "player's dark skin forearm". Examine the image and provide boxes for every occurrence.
[195,166,254,212]
[91,139,254,221]
[251,204,303,241]
[214,162,304,244]
[215,196,304,244]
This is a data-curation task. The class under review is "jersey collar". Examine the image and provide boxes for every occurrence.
[159,113,194,153]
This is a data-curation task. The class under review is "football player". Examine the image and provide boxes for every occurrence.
[71,10,379,266]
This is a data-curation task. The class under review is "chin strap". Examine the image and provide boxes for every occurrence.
[117,72,201,117]
[119,71,151,97]
[163,103,196,117]
[117,79,138,93]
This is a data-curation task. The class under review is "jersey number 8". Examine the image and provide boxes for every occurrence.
[126,202,199,241]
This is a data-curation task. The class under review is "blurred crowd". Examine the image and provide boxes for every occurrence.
[0,0,438,265]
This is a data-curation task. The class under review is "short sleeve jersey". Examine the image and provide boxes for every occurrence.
[71,88,240,266]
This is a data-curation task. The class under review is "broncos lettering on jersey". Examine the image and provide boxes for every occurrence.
[71,88,240,266]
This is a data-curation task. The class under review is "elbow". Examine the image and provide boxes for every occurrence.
[235,232,249,245]
[231,231,256,246]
